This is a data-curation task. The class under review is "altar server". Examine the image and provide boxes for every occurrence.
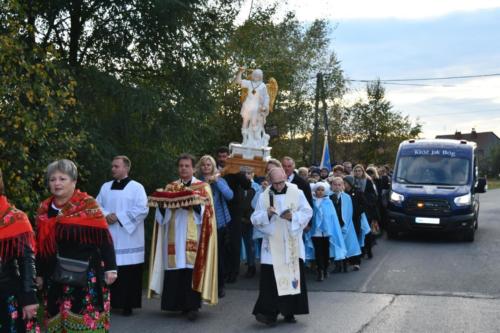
[96,155,149,316]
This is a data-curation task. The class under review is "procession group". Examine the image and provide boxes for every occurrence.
[0,149,391,332]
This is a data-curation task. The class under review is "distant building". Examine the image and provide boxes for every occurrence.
[436,128,500,161]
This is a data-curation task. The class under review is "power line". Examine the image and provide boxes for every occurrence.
[406,108,500,118]
[348,72,500,82]
[350,81,454,87]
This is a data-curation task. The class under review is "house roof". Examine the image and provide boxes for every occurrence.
[435,130,500,153]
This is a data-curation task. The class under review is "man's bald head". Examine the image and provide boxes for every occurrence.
[268,167,287,193]
[268,167,286,182]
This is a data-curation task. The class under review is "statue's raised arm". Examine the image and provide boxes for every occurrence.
[234,66,245,85]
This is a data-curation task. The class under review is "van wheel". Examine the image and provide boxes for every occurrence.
[387,229,398,239]
[463,228,475,242]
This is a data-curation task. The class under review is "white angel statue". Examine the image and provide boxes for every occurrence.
[234,67,278,148]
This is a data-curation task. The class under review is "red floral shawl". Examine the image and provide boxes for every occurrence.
[35,190,111,257]
[0,195,35,260]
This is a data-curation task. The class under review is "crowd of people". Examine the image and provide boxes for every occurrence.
[0,150,392,332]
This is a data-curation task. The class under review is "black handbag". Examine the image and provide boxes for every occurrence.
[52,255,89,288]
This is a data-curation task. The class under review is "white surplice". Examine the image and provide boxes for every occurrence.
[155,177,204,271]
[149,177,205,295]
[251,183,312,295]
[96,179,149,266]
[251,183,312,265]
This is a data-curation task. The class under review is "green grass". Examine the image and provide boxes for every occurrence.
[487,178,500,190]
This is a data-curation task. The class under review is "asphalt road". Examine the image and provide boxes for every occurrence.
[111,189,500,332]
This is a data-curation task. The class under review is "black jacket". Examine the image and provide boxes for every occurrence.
[290,172,313,209]
[0,243,37,306]
[345,190,366,236]
[224,172,252,222]
[356,178,380,222]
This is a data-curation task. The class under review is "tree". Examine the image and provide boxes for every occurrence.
[482,145,500,178]
[345,80,422,164]
[219,6,347,165]
[0,4,86,214]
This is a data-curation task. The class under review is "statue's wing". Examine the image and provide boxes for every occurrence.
[266,78,278,113]
[240,87,248,104]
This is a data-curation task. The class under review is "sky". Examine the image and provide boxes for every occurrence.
[237,0,500,139]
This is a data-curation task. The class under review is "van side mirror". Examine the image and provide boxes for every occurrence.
[475,177,487,193]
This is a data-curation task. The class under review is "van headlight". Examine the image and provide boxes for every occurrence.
[454,193,471,206]
[390,191,405,203]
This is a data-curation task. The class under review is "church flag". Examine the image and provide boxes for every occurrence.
[320,131,331,171]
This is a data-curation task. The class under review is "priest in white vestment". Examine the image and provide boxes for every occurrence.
[149,154,218,322]
[96,155,149,316]
[251,167,313,326]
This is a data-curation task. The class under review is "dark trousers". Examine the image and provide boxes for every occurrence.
[312,236,330,271]
[241,222,255,267]
[362,232,374,257]
[217,227,227,289]
[349,255,361,265]
[226,218,242,277]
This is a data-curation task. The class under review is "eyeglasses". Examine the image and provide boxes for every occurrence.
[272,180,285,186]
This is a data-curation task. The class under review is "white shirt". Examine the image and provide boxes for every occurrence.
[96,179,149,266]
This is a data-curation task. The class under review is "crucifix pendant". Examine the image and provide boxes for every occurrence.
[252,89,256,94]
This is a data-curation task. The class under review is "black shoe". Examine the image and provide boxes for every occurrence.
[367,249,373,259]
[245,265,256,278]
[284,315,297,323]
[122,308,133,316]
[255,313,276,326]
[343,260,348,273]
[218,288,225,298]
[353,264,360,271]
[323,269,329,280]
[187,310,198,321]
[316,270,324,282]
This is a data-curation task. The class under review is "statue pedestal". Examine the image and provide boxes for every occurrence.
[221,143,272,177]
[230,143,272,160]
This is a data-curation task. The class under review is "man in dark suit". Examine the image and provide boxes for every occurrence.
[281,157,313,208]
[216,146,252,283]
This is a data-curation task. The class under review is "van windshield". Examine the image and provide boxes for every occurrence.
[395,155,470,186]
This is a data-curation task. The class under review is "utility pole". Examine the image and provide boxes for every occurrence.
[248,0,254,20]
[321,75,330,166]
[312,72,322,166]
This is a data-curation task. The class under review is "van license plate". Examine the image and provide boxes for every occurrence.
[415,217,440,224]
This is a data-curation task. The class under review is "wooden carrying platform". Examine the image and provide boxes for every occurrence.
[221,154,267,177]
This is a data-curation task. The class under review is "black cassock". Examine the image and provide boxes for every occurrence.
[161,269,201,312]
[252,260,309,318]
[110,263,143,309]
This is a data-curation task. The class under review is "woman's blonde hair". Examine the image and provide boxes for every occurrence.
[366,166,380,179]
[195,155,217,178]
[353,164,368,179]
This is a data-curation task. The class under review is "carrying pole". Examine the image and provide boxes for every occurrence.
[147,220,158,299]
